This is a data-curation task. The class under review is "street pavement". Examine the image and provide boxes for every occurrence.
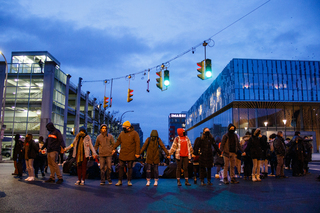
[1,160,320,213]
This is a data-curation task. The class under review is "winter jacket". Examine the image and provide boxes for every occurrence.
[94,127,115,157]
[113,127,141,161]
[169,128,193,160]
[42,122,65,153]
[274,136,286,156]
[140,130,169,164]
[194,134,220,168]
[220,124,243,157]
[66,133,97,158]
[13,139,24,161]
[288,135,305,161]
[245,136,262,160]
[260,135,269,160]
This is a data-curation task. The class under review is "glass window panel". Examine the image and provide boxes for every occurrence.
[303,106,312,131]
[293,106,301,131]
[267,108,276,127]
[257,108,268,128]
[248,108,256,128]
[275,107,285,129]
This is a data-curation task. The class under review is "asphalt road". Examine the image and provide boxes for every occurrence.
[0,162,320,213]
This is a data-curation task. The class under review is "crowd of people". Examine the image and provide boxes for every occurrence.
[10,121,315,186]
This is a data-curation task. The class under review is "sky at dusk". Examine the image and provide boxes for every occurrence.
[1,0,320,144]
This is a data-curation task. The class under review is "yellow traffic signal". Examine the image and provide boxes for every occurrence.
[103,96,109,108]
[156,71,163,90]
[127,88,133,102]
[197,60,205,80]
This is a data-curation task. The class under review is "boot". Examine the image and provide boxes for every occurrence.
[256,174,261,182]
[223,178,229,184]
[177,179,182,186]
[200,180,206,186]
[185,179,191,186]
[154,179,158,186]
[115,180,122,186]
[146,180,150,186]
[194,177,197,184]
[252,174,257,182]
[231,178,239,184]
[207,180,213,185]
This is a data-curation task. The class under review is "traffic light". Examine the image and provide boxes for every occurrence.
[127,88,133,102]
[156,71,163,90]
[164,70,170,86]
[103,96,109,108]
[205,59,212,78]
[197,60,205,80]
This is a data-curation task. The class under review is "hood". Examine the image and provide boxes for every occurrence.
[254,128,261,136]
[14,134,20,142]
[242,135,251,141]
[177,128,184,137]
[150,130,159,137]
[228,123,236,131]
[46,122,56,132]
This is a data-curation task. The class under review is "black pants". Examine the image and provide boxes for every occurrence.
[243,156,253,177]
[119,160,133,181]
[176,157,189,179]
[292,157,304,176]
[200,166,211,182]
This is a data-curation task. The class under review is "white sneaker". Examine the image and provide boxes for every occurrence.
[252,175,257,182]
[154,181,158,186]
[80,180,85,185]
[146,181,150,186]
[28,177,35,181]
[25,177,30,181]
[75,180,80,185]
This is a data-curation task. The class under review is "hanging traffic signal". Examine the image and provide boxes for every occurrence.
[205,59,212,78]
[103,96,109,108]
[164,70,170,86]
[197,60,205,80]
[127,88,133,102]
[156,71,163,90]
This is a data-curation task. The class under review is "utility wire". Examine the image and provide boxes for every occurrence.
[82,0,271,83]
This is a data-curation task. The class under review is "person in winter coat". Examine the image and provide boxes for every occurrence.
[303,136,312,175]
[168,128,194,186]
[268,134,277,176]
[13,134,24,178]
[65,126,97,185]
[288,131,305,176]
[240,132,252,180]
[34,136,47,178]
[94,124,115,185]
[260,135,269,178]
[220,124,245,184]
[112,121,140,186]
[140,130,169,186]
[194,127,220,186]
[245,128,263,182]
[41,122,65,184]
[24,134,39,181]
[213,137,223,179]
[192,139,200,184]
[274,131,288,178]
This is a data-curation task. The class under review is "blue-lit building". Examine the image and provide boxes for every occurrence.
[186,58,320,152]
[168,112,186,146]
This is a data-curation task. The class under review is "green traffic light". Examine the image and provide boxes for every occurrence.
[164,70,170,86]
[205,71,212,78]
[164,80,170,86]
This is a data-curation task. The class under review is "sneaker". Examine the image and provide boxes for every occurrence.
[80,180,85,185]
[177,179,182,186]
[231,178,239,184]
[223,178,229,184]
[154,181,158,186]
[146,181,150,186]
[75,180,81,185]
[185,179,191,186]
[201,181,206,186]
[45,178,55,183]
[127,181,133,186]
[25,177,30,181]
[56,179,64,184]
[207,181,213,186]
[27,177,35,181]
[115,180,122,186]
[252,175,257,182]
[108,181,112,185]
[100,182,105,185]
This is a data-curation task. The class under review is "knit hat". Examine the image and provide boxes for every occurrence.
[79,126,87,133]
[122,121,131,127]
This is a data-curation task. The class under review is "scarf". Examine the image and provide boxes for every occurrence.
[76,132,86,166]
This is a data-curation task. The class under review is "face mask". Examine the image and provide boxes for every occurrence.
[183,131,186,136]
[123,127,128,133]
[229,129,235,134]
[204,132,210,137]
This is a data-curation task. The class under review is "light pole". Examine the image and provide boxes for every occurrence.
[120,110,134,124]
[0,51,8,161]
[282,119,287,139]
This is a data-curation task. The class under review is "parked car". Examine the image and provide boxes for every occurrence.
[1,148,11,158]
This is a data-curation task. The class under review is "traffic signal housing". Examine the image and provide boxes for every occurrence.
[164,70,170,86]
[127,88,133,102]
[205,59,212,78]
[197,60,205,80]
[156,71,163,90]
[103,96,109,108]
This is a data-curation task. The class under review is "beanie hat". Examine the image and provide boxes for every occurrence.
[79,126,87,133]
[122,121,131,127]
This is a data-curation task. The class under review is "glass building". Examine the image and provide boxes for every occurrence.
[186,58,320,152]
[0,51,124,151]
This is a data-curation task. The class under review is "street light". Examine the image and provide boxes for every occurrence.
[120,110,134,125]
[264,121,268,134]
[0,51,8,161]
[283,119,287,139]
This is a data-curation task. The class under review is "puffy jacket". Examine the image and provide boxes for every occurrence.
[113,126,141,161]
[42,122,65,153]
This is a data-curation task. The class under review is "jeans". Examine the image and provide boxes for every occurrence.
[119,160,133,181]
[146,164,159,180]
[223,153,236,179]
[47,151,63,179]
[26,159,34,178]
[100,156,112,182]
[276,155,284,176]
[176,157,189,179]
[252,159,261,176]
